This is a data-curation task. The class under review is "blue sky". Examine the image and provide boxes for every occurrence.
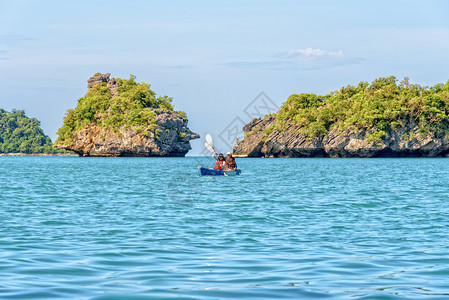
[1,0,448,154]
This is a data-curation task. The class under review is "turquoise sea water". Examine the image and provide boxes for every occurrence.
[1,156,449,299]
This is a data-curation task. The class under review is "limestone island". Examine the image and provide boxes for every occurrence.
[0,108,66,155]
[55,73,199,157]
[234,77,449,158]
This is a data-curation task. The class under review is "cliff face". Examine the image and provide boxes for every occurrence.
[55,73,199,157]
[233,116,449,158]
[56,111,198,157]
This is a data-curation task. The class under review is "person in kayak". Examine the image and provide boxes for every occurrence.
[213,152,226,170]
[224,152,237,171]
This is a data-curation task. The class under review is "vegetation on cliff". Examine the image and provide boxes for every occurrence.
[56,74,185,145]
[0,109,59,153]
[258,77,449,141]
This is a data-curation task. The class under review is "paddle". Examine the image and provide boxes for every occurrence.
[205,134,213,147]
[205,134,216,153]
[204,142,215,153]
[205,134,226,171]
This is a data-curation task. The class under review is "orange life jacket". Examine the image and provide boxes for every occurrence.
[214,159,224,170]
[225,157,236,169]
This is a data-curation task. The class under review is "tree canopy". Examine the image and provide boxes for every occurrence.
[56,74,182,144]
[0,109,59,153]
[265,77,449,141]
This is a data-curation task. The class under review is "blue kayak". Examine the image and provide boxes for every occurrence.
[198,166,241,176]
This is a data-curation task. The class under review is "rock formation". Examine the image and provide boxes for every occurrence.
[234,77,449,158]
[55,73,199,157]
[233,116,449,158]
[87,73,119,96]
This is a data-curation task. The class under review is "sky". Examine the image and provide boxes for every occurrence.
[1,0,449,155]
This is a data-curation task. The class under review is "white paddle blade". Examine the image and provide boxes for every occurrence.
[205,134,213,146]
[204,143,215,153]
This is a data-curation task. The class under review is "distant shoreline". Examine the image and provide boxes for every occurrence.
[0,153,77,157]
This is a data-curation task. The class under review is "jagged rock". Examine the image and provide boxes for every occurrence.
[87,73,119,97]
[87,73,111,88]
[233,117,449,158]
[106,77,119,97]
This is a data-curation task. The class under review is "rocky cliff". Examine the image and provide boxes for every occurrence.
[55,73,199,157]
[233,77,449,158]
[233,116,449,157]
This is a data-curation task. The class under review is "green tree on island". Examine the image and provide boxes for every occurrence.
[261,77,449,141]
[56,74,186,145]
[0,109,60,153]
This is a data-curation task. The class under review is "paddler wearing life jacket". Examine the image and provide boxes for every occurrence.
[224,152,237,171]
[213,152,226,170]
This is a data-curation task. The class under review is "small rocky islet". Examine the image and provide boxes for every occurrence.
[234,77,449,158]
[54,73,199,157]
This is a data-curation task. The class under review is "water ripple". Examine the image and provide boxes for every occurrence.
[1,157,449,299]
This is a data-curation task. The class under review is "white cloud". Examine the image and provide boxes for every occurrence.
[224,48,363,70]
[287,48,344,58]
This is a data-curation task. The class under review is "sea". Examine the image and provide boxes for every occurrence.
[1,156,448,299]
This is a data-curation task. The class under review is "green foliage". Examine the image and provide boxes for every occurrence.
[142,131,153,137]
[57,75,175,144]
[274,77,449,140]
[403,132,416,141]
[263,125,274,136]
[154,128,162,140]
[261,124,275,141]
[366,129,386,142]
[177,111,187,119]
[0,109,61,153]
